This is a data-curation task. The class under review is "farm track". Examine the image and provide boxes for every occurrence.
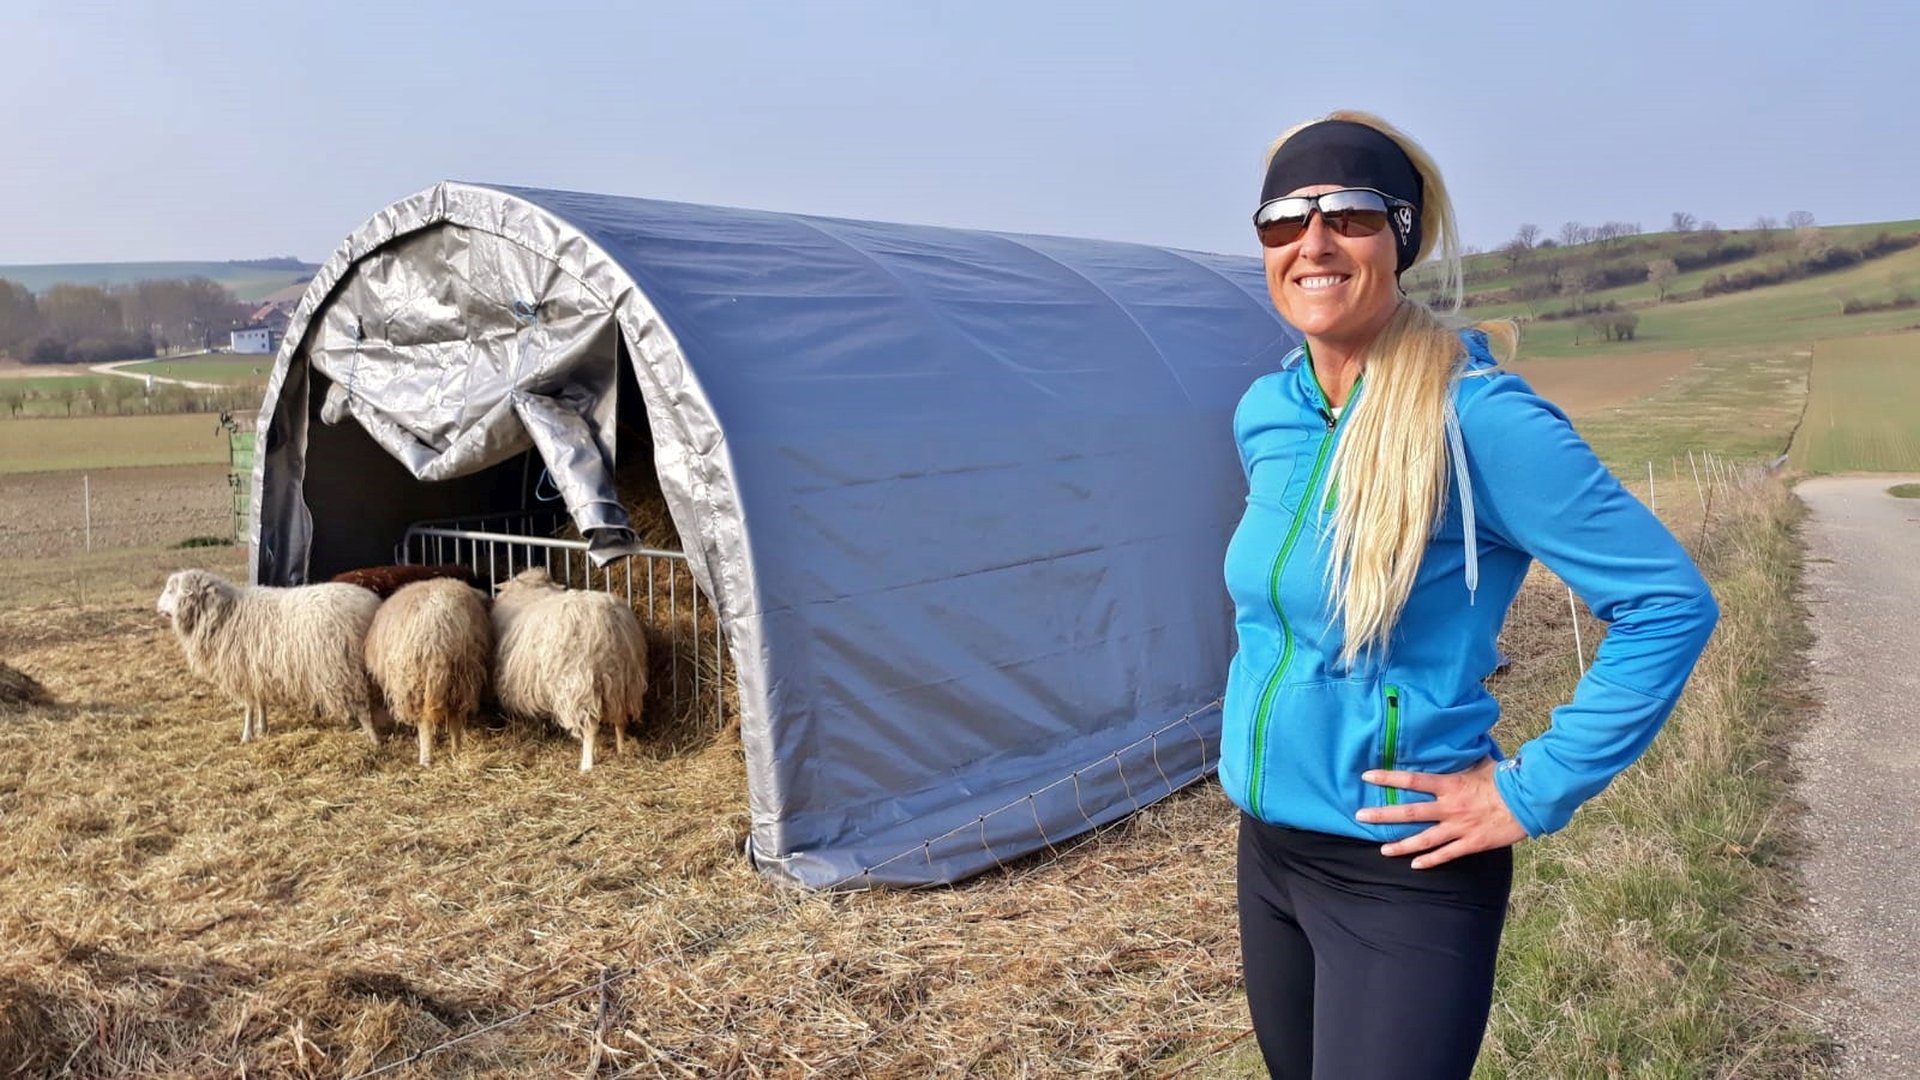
[1795,475,1920,1079]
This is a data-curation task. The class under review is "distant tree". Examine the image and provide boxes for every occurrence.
[28,337,67,364]
[0,386,24,417]
[101,376,139,415]
[1500,237,1532,273]
[1647,257,1680,302]
[1582,311,1638,343]
[1796,226,1834,266]
[40,283,123,345]
[0,278,39,356]
[1560,268,1594,313]
[1559,221,1589,247]
[1670,211,1698,233]
[1786,210,1817,230]
[1603,221,1641,244]
[1753,215,1779,232]
[1514,223,1543,249]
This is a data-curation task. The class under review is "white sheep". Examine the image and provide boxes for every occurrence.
[491,567,648,772]
[156,569,381,743]
[363,577,493,767]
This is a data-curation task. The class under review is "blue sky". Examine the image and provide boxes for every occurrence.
[2,0,1913,264]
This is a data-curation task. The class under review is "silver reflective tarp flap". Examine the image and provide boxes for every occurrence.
[304,218,638,563]
[255,182,1298,888]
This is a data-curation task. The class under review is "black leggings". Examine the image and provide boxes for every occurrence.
[1237,813,1513,1080]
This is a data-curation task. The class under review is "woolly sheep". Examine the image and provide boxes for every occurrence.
[363,577,494,767]
[156,569,381,743]
[330,563,477,600]
[491,567,648,772]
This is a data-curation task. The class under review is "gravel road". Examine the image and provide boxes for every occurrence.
[1795,474,1920,1078]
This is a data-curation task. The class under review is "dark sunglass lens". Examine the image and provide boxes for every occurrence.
[1258,220,1308,248]
[1325,208,1389,238]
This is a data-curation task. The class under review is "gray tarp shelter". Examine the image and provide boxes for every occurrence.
[252,181,1300,888]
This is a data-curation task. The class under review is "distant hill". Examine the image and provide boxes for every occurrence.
[1408,219,1920,315]
[0,260,320,302]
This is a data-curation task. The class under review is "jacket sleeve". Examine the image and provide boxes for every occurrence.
[1460,375,1720,837]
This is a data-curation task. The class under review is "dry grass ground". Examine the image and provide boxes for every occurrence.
[0,470,1825,1079]
[0,335,1836,1077]
[1,545,1253,1077]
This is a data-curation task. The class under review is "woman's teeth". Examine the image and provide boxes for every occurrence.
[1297,275,1348,289]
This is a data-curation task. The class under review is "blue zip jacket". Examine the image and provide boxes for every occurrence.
[1221,329,1719,840]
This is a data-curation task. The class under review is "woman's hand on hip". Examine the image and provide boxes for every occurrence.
[1354,758,1528,869]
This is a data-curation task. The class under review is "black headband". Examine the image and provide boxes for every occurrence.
[1261,120,1425,272]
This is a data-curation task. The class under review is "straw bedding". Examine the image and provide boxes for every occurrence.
[0,659,53,710]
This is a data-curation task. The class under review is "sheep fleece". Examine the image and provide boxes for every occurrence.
[161,570,379,725]
[363,578,492,761]
[492,573,648,752]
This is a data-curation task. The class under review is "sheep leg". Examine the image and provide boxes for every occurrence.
[417,709,434,768]
[240,703,254,743]
[357,694,385,746]
[579,717,597,773]
[612,716,625,759]
[449,712,466,756]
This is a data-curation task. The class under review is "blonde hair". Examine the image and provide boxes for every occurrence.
[1263,110,1515,667]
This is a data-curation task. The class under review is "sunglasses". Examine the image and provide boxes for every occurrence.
[1252,188,1414,249]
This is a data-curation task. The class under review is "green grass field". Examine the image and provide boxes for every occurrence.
[1788,334,1920,472]
[119,355,276,383]
[0,413,233,473]
[1485,243,1920,360]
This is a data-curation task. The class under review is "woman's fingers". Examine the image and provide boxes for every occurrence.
[1380,823,1457,858]
[1409,839,1480,870]
[1355,758,1528,867]
[1360,768,1444,795]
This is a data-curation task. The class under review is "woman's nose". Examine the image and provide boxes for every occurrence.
[1297,210,1338,257]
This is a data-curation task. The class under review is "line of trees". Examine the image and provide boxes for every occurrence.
[0,277,253,365]
[0,377,261,419]
[1442,208,1871,318]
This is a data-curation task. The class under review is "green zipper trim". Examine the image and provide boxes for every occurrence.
[1382,685,1402,806]
[1245,371,1343,818]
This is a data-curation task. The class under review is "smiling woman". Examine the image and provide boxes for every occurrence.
[1220,111,1720,1080]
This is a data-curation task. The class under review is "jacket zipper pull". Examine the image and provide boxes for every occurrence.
[1317,406,1336,432]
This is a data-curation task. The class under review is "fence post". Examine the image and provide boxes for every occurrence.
[1647,460,1657,513]
[83,474,92,553]
[1687,450,1705,511]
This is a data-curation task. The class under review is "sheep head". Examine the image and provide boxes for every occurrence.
[157,569,232,635]
[497,566,563,598]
